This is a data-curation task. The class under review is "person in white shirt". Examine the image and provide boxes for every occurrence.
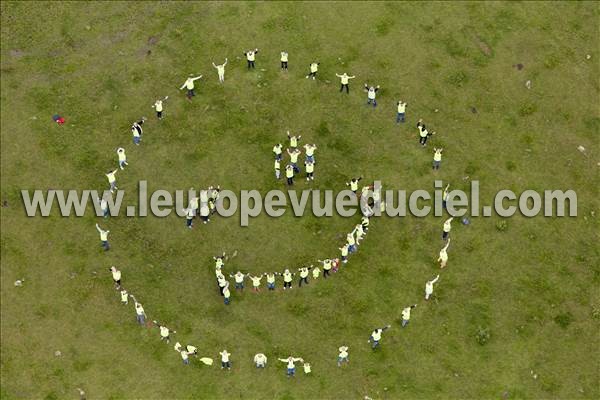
[303,143,317,163]
[116,147,128,170]
[364,84,380,107]
[442,217,453,241]
[199,204,210,224]
[179,75,203,99]
[336,72,356,93]
[183,207,195,229]
[134,301,146,325]
[120,289,128,305]
[96,223,110,250]
[287,148,302,173]
[254,353,267,368]
[220,350,231,369]
[244,48,259,69]
[425,275,440,300]
[212,59,228,83]
[229,271,246,290]
[306,62,320,80]
[131,119,144,145]
[396,100,407,123]
[280,51,288,70]
[278,356,303,377]
[98,196,109,218]
[337,346,349,366]
[152,96,168,119]
[401,305,417,327]
[438,238,451,268]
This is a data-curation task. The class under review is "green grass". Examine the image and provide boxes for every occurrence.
[1,1,599,399]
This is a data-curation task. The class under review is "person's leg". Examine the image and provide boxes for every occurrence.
[299,278,303,287]
[247,60,251,69]
[442,231,448,240]
[425,292,430,300]
[402,319,408,327]
[340,84,344,92]
[345,85,350,94]
[373,99,377,107]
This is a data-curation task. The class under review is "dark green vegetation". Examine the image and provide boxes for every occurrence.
[1,2,599,399]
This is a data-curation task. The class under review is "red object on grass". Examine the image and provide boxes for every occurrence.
[57,117,65,124]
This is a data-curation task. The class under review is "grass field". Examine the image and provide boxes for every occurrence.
[1,1,599,399]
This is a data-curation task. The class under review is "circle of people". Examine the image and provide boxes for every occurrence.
[94,48,457,377]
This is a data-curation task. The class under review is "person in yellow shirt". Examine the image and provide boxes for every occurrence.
[212,59,228,83]
[264,272,280,290]
[346,233,357,253]
[318,259,333,278]
[368,325,390,349]
[96,223,110,251]
[339,243,349,263]
[401,304,417,327]
[336,72,356,93]
[120,289,128,305]
[298,265,312,287]
[287,131,301,148]
[418,119,435,146]
[154,321,176,344]
[346,177,362,194]
[311,266,321,280]
[214,253,226,270]
[248,274,262,292]
[152,96,168,119]
[305,160,314,181]
[280,51,288,70]
[396,100,407,123]
[106,169,118,193]
[442,183,450,209]
[117,148,128,170]
[433,147,443,170]
[287,148,301,173]
[442,217,453,241]
[273,143,283,160]
[438,238,450,268]
[244,48,259,69]
[285,164,295,186]
[179,74,203,99]
[306,62,320,80]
